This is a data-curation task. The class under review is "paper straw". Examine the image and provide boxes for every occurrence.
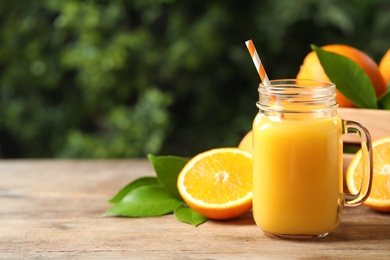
[245,39,271,86]
[245,39,282,114]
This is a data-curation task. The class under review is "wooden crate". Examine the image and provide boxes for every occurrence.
[338,107,390,144]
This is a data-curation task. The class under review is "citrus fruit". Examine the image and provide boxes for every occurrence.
[346,137,390,212]
[238,130,253,154]
[297,44,387,107]
[177,148,253,220]
[379,48,390,85]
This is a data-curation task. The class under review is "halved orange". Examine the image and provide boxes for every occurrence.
[346,137,390,212]
[177,148,253,220]
[238,130,253,154]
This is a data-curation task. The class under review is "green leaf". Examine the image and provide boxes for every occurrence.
[378,91,390,110]
[147,154,189,200]
[174,205,208,227]
[108,177,160,204]
[311,44,378,109]
[104,186,183,217]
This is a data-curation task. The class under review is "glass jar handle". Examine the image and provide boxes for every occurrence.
[343,120,373,206]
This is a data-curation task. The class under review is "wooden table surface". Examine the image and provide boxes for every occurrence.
[1,159,389,259]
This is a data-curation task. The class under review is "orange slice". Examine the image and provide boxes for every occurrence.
[177,148,253,220]
[346,137,390,212]
[238,130,253,154]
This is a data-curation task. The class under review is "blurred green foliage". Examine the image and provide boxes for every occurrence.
[0,0,389,158]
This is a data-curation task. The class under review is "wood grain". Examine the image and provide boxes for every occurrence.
[0,160,389,259]
[338,108,390,143]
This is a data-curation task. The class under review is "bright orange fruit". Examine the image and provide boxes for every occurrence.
[238,130,253,154]
[379,48,390,85]
[297,44,387,107]
[346,137,390,212]
[177,148,253,220]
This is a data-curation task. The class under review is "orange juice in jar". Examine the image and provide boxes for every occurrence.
[252,79,373,239]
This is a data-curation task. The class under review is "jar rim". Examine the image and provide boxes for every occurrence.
[257,79,338,111]
[259,79,335,91]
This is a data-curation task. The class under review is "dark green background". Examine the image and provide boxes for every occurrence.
[1,0,389,158]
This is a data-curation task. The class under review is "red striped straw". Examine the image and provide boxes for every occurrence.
[245,39,271,86]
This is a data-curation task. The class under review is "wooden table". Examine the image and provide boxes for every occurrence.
[1,160,389,259]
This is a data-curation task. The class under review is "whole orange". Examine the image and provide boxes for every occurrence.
[297,44,387,107]
[238,130,252,154]
[379,48,390,86]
